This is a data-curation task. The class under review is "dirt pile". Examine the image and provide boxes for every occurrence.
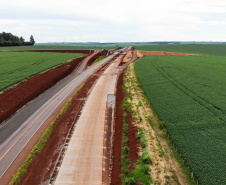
[122,51,133,63]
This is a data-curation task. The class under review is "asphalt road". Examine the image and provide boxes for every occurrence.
[0,51,118,180]
[0,51,98,144]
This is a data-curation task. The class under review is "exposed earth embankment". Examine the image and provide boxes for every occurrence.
[137,50,196,57]
[0,50,107,124]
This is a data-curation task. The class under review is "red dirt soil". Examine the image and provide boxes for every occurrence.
[111,72,139,185]
[126,109,139,171]
[87,49,108,66]
[137,50,196,57]
[0,50,108,124]
[0,56,85,124]
[18,67,107,185]
[111,72,124,185]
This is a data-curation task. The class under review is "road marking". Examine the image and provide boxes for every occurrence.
[0,52,119,180]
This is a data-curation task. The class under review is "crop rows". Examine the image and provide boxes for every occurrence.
[135,55,226,185]
[0,52,83,91]
[0,44,117,51]
[135,44,226,56]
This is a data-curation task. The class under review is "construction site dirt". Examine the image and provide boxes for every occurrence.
[18,61,112,185]
[87,49,108,66]
[110,72,124,185]
[0,56,85,124]
[126,108,139,171]
[137,50,197,57]
[110,72,139,185]
[0,50,107,124]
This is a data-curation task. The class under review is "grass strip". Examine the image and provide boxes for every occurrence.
[9,83,85,185]
[92,55,106,65]
[120,69,152,185]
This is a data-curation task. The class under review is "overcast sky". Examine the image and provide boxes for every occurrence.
[1,0,226,43]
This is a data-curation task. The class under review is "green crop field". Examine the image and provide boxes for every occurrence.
[135,44,226,56]
[0,52,84,91]
[0,44,119,51]
[134,47,226,184]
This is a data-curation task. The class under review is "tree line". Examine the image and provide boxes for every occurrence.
[0,32,35,47]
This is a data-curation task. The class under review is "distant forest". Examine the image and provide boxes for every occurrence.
[0,32,35,47]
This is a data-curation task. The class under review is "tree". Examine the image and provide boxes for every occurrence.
[20,36,25,42]
[0,32,35,47]
[30,35,35,45]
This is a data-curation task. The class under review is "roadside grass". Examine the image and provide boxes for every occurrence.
[131,65,166,160]
[0,52,84,92]
[123,63,197,185]
[131,60,197,184]
[133,70,196,184]
[120,69,152,185]
[9,83,85,185]
[92,55,106,65]
[136,128,148,149]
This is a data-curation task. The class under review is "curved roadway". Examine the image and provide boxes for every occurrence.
[0,51,119,182]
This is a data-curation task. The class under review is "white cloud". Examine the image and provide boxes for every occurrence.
[0,0,226,42]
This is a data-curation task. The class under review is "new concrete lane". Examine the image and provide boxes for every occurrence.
[54,55,121,185]
[0,51,119,181]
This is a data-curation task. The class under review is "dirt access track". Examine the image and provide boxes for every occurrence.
[137,50,197,57]
[0,49,107,124]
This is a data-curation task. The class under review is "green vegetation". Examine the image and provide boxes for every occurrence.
[121,71,152,185]
[0,44,118,50]
[135,54,226,185]
[135,44,226,56]
[0,32,34,46]
[9,83,85,185]
[0,52,84,91]
[136,128,148,149]
[92,55,106,65]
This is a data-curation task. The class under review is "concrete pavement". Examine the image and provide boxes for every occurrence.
[54,55,121,185]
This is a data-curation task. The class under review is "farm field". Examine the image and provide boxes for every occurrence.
[0,52,84,91]
[135,44,226,56]
[135,54,226,184]
[0,44,118,51]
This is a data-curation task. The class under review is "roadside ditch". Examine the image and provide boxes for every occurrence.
[111,60,189,185]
